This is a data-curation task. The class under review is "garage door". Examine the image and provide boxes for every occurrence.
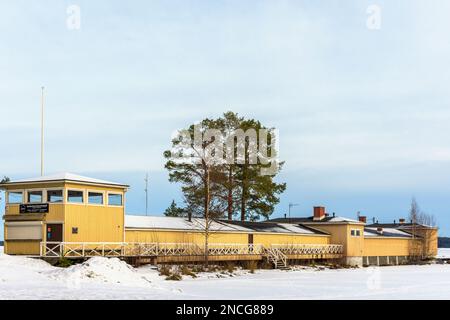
[5,222,43,240]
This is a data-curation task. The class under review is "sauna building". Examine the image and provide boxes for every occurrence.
[1,173,438,267]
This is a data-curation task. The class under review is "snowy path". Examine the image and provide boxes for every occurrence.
[1,246,450,300]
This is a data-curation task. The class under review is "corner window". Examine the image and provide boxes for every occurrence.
[108,193,122,206]
[88,192,104,205]
[7,191,23,204]
[27,190,43,203]
[47,190,63,203]
[67,190,84,203]
[351,229,361,237]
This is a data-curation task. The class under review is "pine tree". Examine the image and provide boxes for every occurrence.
[164,200,185,217]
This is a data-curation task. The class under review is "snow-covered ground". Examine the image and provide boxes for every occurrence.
[1,246,450,300]
[437,248,450,258]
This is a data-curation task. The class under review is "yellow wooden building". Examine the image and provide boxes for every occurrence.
[1,173,128,255]
[1,173,438,267]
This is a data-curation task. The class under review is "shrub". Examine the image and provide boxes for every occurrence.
[244,260,258,273]
[260,260,273,270]
[206,265,219,272]
[56,257,74,268]
[224,262,236,273]
[181,265,197,278]
[158,265,172,276]
[166,273,182,281]
[192,265,205,273]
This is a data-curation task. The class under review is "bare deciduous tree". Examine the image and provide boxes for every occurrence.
[408,197,437,260]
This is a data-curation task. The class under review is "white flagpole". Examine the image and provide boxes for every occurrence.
[41,86,44,176]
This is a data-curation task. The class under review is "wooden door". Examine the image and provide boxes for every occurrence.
[46,224,63,256]
[47,224,63,242]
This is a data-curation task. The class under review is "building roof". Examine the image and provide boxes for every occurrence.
[222,219,328,235]
[364,227,413,238]
[125,215,327,235]
[0,172,129,188]
[366,222,436,229]
[269,215,361,224]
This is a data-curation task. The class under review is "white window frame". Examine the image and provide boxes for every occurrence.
[107,192,123,207]
[87,190,105,206]
[66,188,85,205]
[46,188,65,204]
[26,189,45,204]
[350,229,361,237]
[6,190,24,205]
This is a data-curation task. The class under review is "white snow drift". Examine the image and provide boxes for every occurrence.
[1,246,450,300]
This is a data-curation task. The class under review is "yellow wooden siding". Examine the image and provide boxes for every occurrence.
[64,204,124,242]
[363,237,412,256]
[125,229,330,246]
[253,233,330,246]
[304,224,365,257]
[63,182,126,243]
[45,204,65,222]
[125,229,248,244]
[414,228,438,257]
[345,225,365,257]
[5,204,20,215]
[4,241,40,255]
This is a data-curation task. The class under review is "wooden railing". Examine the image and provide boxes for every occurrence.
[265,247,287,268]
[270,244,344,256]
[40,242,265,258]
[40,242,344,259]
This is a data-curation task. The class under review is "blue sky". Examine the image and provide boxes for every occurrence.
[1,1,450,237]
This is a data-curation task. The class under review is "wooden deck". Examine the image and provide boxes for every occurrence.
[40,242,344,266]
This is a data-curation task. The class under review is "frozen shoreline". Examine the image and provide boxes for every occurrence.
[1,246,450,300]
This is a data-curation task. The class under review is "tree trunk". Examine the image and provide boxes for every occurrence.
[204,166,210,268]
[227,166,233,221]
[240,165,246,222]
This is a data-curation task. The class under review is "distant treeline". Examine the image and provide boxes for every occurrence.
[438,237,450,248]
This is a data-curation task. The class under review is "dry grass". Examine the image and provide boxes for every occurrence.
[180,265,197,278]
[165,272,182,281]
[158,265,172,277]
[223,261,236,273]
[244,260,258,273]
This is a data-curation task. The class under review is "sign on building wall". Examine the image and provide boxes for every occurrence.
[19,203,49,214]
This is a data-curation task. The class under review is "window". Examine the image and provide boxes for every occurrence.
[72,227,78,234]
[88,192,103,205]
[108,193,123,206]
[7,191,23,204]
[27,190,43,203]
[351,229,361,237]
[67,190,84,203]
[47,190,63,203]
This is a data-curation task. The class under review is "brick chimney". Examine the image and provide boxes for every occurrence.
[313,206,326,221]
[358,215,367,223]
[399,218,405,224]
[377,227,383,235]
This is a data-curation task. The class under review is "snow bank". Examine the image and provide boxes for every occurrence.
[0,250,54,271]
[2,249,450,299]
[45,257,156,287]
[438,248,450,259]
